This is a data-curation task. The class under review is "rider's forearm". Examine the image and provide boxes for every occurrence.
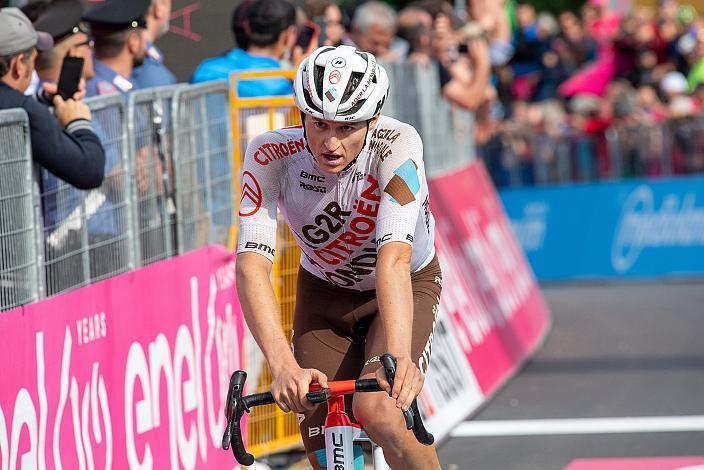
[376,244,414,357]
[236,253,298,376]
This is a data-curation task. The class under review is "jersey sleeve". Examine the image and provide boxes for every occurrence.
[374,123,426,249]
[236,133,283,262]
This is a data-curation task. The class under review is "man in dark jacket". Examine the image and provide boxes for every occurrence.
[0,7,105,190]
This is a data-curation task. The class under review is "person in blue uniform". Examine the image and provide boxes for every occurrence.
[131,0,177,88]
[190,0,300,97]
[83,0,150,97]
[33,0,95,88]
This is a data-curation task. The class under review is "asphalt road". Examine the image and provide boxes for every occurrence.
[438,281,704,470]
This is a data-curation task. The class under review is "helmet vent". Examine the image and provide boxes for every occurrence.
[342,72,365,102]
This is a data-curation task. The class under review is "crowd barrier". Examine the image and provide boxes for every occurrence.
[0,81,235,310]
[482,117,704,188]
[502,174,704,280]
[381,60,476,177]
[0,108,43,308]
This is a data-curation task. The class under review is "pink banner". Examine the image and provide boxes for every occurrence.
[0,245,244,469]
[429,161,551,395]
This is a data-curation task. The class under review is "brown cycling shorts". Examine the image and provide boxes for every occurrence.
[291,255,442,455]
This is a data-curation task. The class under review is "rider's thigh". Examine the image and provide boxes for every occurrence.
[359,255,442,377]
[352,373,407,447]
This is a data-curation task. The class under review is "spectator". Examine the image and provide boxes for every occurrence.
[661,71,689,102]
[348,1,404,61]
[20,0,50,22]
[31,0,102,247]
[397,7,434,64]
[83,0,150,97]
[303,0,346,47]
[437,19,492,111]
[20,0,50,95]
[131,0,177,88]
[231,0,255,51]
[191,0,307,97]
[33,0,95,87]
[0,7,105,190]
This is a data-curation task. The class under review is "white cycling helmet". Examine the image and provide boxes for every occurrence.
[293,45,389,122]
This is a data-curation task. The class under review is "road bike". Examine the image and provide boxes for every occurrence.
[222,354,434,469]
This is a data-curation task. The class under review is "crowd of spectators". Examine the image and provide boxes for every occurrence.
[4,0,704,228]
[184,0,704,185]
[474,0,704,185]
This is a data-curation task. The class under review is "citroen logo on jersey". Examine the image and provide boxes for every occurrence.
[331,57,346,68]
[239,171,262,216]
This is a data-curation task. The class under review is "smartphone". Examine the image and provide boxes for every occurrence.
[297,21,320,50]
[57,56,84,100]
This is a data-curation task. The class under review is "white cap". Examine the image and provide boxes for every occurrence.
[660,71,689,95]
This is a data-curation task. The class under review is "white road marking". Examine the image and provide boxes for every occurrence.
[451,416,704,437]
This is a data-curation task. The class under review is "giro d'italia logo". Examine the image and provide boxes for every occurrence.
[331,57,346,68]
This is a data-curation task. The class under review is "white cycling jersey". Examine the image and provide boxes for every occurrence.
[236,115,435,291]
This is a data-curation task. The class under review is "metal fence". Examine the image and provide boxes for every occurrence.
[127,85,183,266]
[173,81,235,255]
[382,60,476,177]
[0,109,43,310]
[0,82,235,312]
[42,94,133,296]
[482,117,704,188]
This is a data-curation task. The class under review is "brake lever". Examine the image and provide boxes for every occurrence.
[380,353,415,429]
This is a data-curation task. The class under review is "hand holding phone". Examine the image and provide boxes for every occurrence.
[296,21,320,50]
[57,56,84,101]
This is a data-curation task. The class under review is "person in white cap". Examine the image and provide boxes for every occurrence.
[0,7,105,190]
[660,71,689,101]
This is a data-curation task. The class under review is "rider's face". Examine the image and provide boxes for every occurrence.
[304,115,377,174]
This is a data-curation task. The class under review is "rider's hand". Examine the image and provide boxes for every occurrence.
[375,356,424,412]
[271,366,328,414]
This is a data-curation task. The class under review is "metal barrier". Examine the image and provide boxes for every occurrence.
[42,94,134,296]
[230,69,304,458]
[0,108,43,311]
[0,82,237,312]
[127,85,185,266]
[483,117,704,188]
[172,81,235,254]
[382,61,476,177]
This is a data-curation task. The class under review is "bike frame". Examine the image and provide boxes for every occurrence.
[222,354,433,469]
[309,381,388,469]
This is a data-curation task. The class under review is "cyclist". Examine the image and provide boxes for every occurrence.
[236,44,442,470]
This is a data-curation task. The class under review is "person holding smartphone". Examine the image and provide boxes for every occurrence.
[0,8,105,191]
